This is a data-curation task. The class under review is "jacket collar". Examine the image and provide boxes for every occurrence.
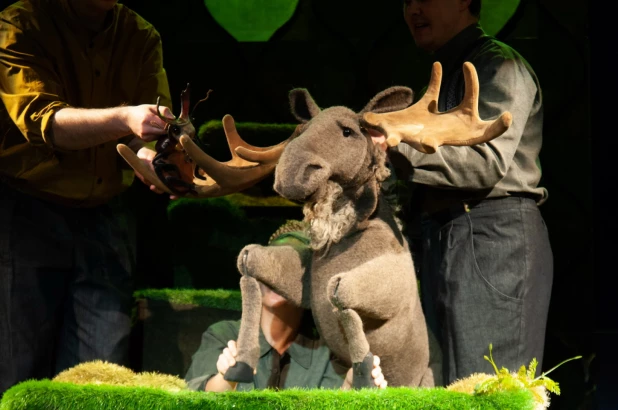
[434,23,487,78]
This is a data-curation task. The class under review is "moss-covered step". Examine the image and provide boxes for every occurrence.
[0,379,536,410]
[133,289,242,379]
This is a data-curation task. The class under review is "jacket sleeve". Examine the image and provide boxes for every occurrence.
[118,27,172,148]
[135,28,172,109]
[184,321,240,391]
[394,55,538,190]
[0,19,69,151]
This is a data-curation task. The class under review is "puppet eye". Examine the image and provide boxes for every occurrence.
[170,125,181,136]
[342,127,352,137]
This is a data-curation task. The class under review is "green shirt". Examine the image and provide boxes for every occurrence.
[184,318,348,391]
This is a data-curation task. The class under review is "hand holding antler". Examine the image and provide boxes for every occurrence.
[117,114,290,197]
[124,104,175,142]
[362,62,513,154]
[177,114,290,197]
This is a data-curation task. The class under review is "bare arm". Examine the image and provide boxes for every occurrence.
[205,340,240,392]
[0,20,173,152]
[52,104,172,150]
[185,323,242,392]
[205,373,237,392]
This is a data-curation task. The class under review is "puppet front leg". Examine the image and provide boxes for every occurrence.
[327,253,415,389]
[335,308,375,389]
[238,244,311,308]
[327,252,414,320]
[223,275,262,383]
[329,272,375,389]
[224,243,310,383]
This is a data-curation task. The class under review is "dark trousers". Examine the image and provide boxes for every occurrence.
[0,184,134,395]
[419,196,553,385]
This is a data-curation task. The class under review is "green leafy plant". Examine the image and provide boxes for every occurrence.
[475,343,582,404]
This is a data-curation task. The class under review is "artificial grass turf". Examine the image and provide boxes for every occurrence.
[134,288,242,311]
[0,380,535,410]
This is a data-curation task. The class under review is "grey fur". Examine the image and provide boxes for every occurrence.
[227,86,442,388]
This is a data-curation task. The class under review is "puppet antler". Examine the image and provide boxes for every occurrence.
[117,114,290,197]
[155,83,192,126]
[361,62,513,153]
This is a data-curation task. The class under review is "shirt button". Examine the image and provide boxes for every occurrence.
[95,69,101,77]
[97,177,103,184]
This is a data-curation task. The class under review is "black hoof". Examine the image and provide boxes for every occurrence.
[223,361,254,383]
[352,352,376,389]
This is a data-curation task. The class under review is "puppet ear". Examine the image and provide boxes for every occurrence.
[360,86,414,114]
[289,88,321,122]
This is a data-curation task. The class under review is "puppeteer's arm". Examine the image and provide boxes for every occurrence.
[395,57,538,190]
[185,321,240,391]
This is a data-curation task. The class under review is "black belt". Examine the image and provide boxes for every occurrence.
[423,192,539,226]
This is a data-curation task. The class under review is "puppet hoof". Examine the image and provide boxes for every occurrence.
[352,352,376,389]
[223,362,254,383]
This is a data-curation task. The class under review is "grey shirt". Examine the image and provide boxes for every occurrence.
[184,318,348,391]
[393,23,547,212]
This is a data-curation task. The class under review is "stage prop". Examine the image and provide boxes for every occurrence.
[115,61,513,389]
[222,61,511,388]
[0,378,536,410]
[4,343,576,410]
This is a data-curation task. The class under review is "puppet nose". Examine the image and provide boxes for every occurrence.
[274,153,330,201]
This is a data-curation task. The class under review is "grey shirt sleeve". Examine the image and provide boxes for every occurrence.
[395,55,537,190]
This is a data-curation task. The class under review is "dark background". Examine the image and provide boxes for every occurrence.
[2,0,611,408]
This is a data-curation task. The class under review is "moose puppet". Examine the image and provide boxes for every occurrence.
[117,62,512,388]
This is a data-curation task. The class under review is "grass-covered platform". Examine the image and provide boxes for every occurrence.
[0,379,536,410]
[134,288,242,312]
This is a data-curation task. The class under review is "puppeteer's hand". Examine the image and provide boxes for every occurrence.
[367,128,388,152]
[125,104,174,142]
[341,354,388,389]
[216,340,239,376]
[204,340,243,392]
[134,147,179,200]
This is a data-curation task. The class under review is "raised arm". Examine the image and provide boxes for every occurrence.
[0,20,173,151]
[52,105,173,150]
[394,58,538,189]
[53,28,173,150]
